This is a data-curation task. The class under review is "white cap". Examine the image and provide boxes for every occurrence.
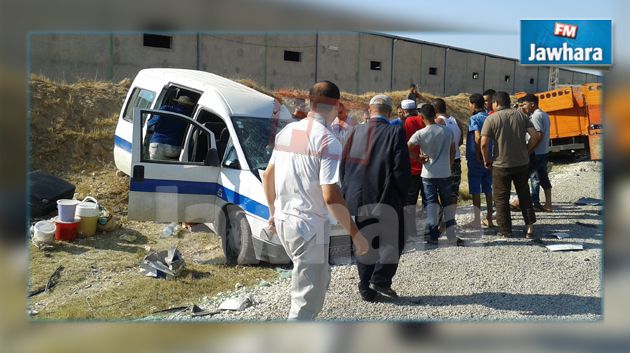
[401,99,416,110]
[369,94,392,108]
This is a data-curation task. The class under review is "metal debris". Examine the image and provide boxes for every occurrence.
[546,244,584,252]
[574,197,603,206]
[139,246,185,279]
[219,296,253,311]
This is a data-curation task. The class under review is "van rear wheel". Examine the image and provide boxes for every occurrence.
[223,206,259,265]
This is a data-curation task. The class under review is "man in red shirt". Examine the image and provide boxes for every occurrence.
[402,99,426,242]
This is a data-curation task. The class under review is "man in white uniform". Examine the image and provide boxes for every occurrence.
[262,81,368,320]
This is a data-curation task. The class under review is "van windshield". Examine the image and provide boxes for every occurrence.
[231,116,294,172]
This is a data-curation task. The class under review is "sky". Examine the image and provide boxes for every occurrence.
[274,0,621,75]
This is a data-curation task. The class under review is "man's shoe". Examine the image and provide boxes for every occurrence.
[450,237,465,246]
[497,232,512,238]
[358,284,377,302]
[369,283,399,298]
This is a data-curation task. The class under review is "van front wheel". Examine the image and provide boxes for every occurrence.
[223,206,259,265]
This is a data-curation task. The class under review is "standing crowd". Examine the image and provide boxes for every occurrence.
[262,81,552,320]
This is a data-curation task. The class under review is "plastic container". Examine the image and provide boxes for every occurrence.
[57,199,79,222]
[32,220,56,245]
[76,197,99,237]
[53,216,80,242]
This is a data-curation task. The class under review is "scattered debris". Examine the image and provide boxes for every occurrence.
[547,232,571,239]
[29,265,64,297]
[234,282,243,290]
[151,305,189,315]
[574,197,603,206]
[576,221,599,229]
[259,280,271,287]
[219,296,253,311]
[546,244,584,252]
[139,246,185,279]
[191,304,220,318]
[275,267,292,279]
[28,309,39,316]
[119,233,137,243]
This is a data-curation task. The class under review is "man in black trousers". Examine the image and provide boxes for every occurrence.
[340,94,411,301]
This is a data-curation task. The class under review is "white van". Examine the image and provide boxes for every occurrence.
[113,68,298,264]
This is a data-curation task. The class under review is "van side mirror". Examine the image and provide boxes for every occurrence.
[204,148,219,167]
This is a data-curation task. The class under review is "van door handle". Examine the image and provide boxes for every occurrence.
[133,165,144,181]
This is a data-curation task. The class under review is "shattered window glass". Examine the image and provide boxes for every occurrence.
[231,116,293,173]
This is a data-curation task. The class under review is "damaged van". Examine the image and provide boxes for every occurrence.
[113,68,297,265]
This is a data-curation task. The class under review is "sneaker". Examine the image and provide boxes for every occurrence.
[369,283,399,298]
[358,284,377,302]
[450,237,465,246]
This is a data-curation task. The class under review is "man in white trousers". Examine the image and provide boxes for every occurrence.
[262,81,369,320]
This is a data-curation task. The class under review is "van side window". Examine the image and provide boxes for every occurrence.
[123,88,156,122]
[223,145,240,169]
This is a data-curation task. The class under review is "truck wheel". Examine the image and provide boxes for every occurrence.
[223,206,258,265]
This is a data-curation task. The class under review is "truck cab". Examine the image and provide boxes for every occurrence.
[114,68,294,264]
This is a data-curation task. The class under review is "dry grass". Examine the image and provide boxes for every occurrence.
[29,224,277,320]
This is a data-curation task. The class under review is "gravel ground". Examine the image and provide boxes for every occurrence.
[153,160,602,322]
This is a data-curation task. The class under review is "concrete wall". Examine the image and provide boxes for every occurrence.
[30,34,113,82]
[444,49,485,95]
[357,33,393,93]
[536,67,550,92]
[484,56,515,94]
[419,44,446,95]
[514,65,539,93]
[573,72,587,85]
[264,34,316,90]
[198,34,266,85]
[558,69,574,85]
[29,32,603,96]
[317,33,360,93]
[111,34,198,82]
[392,40,422,91]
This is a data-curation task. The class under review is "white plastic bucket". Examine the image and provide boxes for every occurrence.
[32,220,55,244]
[57,199,79,222]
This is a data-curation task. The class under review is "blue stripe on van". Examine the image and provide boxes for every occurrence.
[114,135,132,153]
[130,178,269,219]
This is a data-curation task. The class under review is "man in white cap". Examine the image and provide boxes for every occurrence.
[340,94,411,301]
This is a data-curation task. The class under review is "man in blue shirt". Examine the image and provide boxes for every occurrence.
[147,95,195,160]
[465,93,495,229]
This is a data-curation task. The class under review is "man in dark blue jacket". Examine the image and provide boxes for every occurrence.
[340,94,411,301]
[147,95,195,160]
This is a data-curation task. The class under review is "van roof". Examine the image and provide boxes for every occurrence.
[138,68,277,118]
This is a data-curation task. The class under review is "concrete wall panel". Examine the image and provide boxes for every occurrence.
[357,33,393,94]
[317,33,360,93]
[112,34,197,82]
[558,69,574,85]
[514,65,539,93]
[573,72,587,85]
[30,34,113,82]
[265,34,316,90]
[445,49,485,95]
[483,56,516,94]
[392,40,422,91]
[536,66,550,92]
[198,34,266,85]
[419,44,445,96]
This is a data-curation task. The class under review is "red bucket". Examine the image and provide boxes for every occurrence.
[53,216,80,242]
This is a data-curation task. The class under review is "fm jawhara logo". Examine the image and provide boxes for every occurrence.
[521,20,612,66]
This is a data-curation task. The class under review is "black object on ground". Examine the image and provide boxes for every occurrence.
[29,170,76,217]
[574,197,603,206]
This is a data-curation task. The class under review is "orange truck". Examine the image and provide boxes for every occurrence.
[516,83,602,160]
